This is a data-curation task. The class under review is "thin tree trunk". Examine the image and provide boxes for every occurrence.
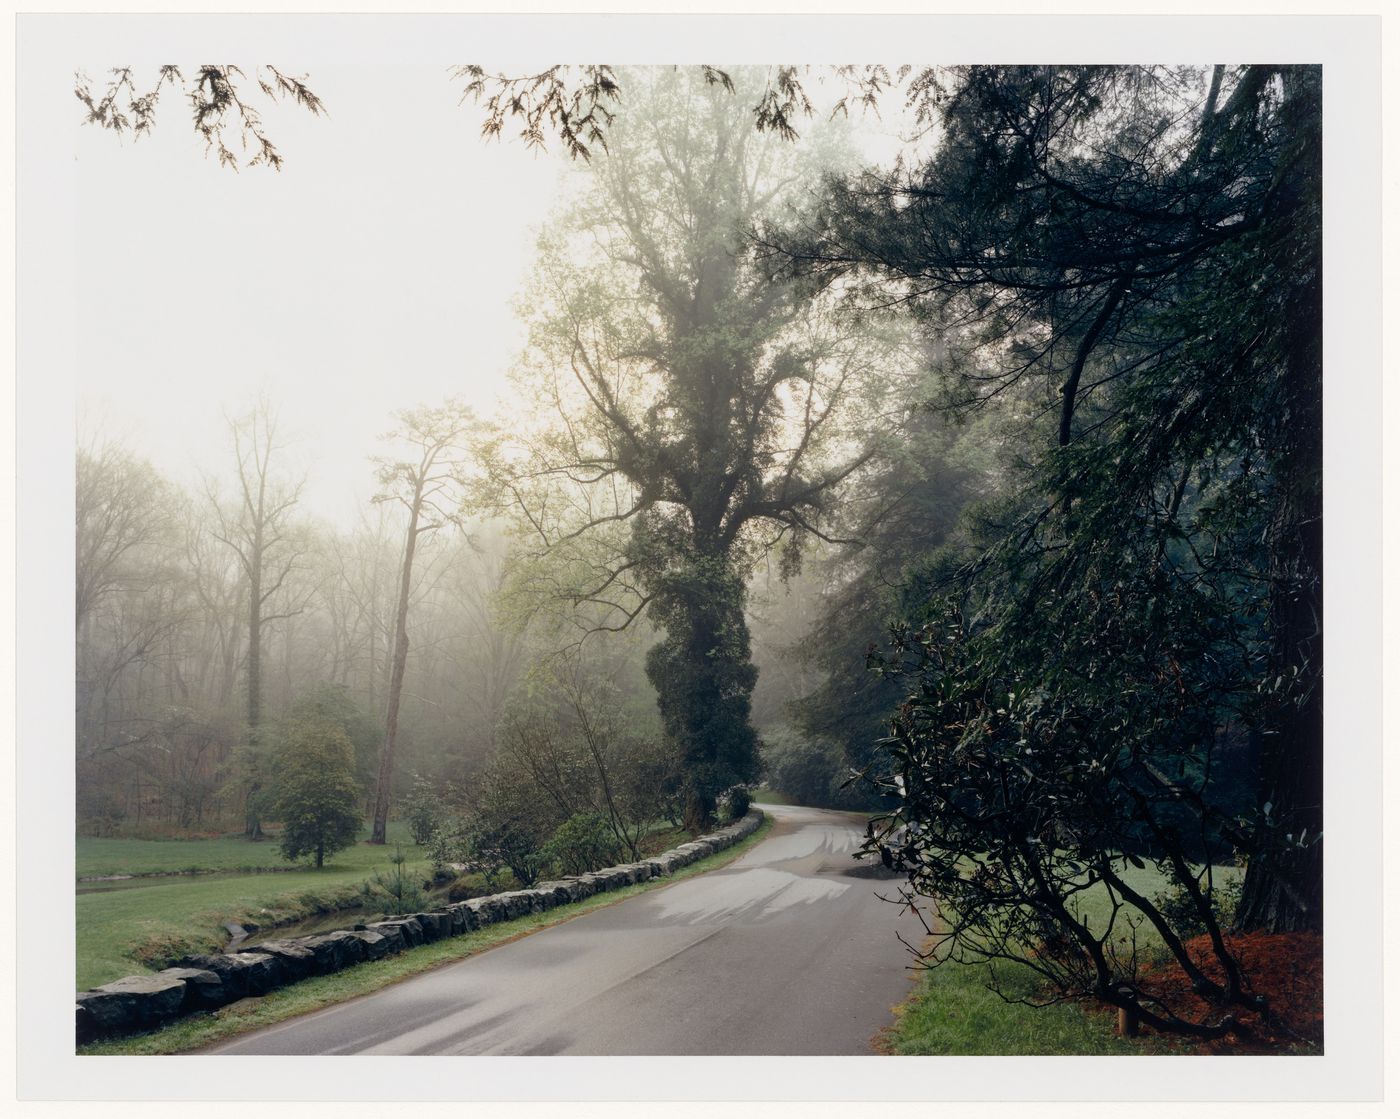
[370,488,423,844]
[245,563,264,839]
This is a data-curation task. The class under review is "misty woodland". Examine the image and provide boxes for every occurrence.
[74,64,1322,1055]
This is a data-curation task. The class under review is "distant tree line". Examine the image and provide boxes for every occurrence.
[75,407,529,836]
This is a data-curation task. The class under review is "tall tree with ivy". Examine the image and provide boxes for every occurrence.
[483,67,895,826]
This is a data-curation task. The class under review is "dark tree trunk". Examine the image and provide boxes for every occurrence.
[1236,70,1323,932]
[1236,266,1323,932]
[646,548,760,833]
[682,790,715,834]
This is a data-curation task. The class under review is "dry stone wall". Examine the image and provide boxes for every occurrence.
[76,809,763,1044]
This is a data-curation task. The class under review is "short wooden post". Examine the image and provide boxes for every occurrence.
[1114,991,1136,1041]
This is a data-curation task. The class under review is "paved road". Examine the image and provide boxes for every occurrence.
[205,804,920,1055]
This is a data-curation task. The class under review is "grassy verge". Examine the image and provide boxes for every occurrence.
[880,859,1244,1056]
[78,813,774,1056]
[881,957,1185,1056]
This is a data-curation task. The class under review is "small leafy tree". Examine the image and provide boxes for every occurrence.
[300,683,380,796]
[425,814,472,877]
[466,757,556,887]
[541,812,622,877]
[403,773,446,846]
[273,705,362,869]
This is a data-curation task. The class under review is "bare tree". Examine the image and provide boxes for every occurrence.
[207,399,309,837]
[180,498,248,718]
[336,504,400,714]
[75,443,188,765]
[76,442,169,632]
[367,401,477,844]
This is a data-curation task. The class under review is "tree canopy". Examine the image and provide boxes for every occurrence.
[750,64,1321,1036]
[480,67,900,824]
[75,64,325,170]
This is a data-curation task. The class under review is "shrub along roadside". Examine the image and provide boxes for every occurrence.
[78,813,774,1055]
[881,930,1321,1057]
[877,858,1264,1055]
[876,857,1319,1056]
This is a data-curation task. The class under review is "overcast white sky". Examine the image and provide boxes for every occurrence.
[73,63,922,528]
[75,64,574,526]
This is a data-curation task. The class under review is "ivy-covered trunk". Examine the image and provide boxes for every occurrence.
[644,549,761,831]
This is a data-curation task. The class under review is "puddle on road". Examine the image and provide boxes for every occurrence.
[649,866,850,925]
[757,875,849,916]
[820,860,903,880]
[737,826,862,868]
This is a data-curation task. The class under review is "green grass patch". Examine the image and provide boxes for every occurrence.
[882,956,1184,1055]
[880,858,1242,1055]
[751,787,796,806]
[77,842,432,991]
[79,813,774,1056]
[77,821,416,879]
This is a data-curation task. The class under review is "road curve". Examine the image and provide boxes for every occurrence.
[204,803,921,1056]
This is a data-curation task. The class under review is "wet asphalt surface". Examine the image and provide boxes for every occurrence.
[204,804,921,1055]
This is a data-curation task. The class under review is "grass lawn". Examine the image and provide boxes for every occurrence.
[76,820,416,878]
[79,814,775,1055]
[77,823,432,991]
[882,956,1185,1055]
[882,858,1243,1056]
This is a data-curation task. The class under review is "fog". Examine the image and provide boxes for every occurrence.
[75,65,910,528]
[58,57,1352,1068]
[76,65,570,527]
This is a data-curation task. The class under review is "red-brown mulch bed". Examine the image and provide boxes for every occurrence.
[1131,930,1323,1054]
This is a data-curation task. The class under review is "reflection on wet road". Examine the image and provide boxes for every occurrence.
[208,804,920,1056]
